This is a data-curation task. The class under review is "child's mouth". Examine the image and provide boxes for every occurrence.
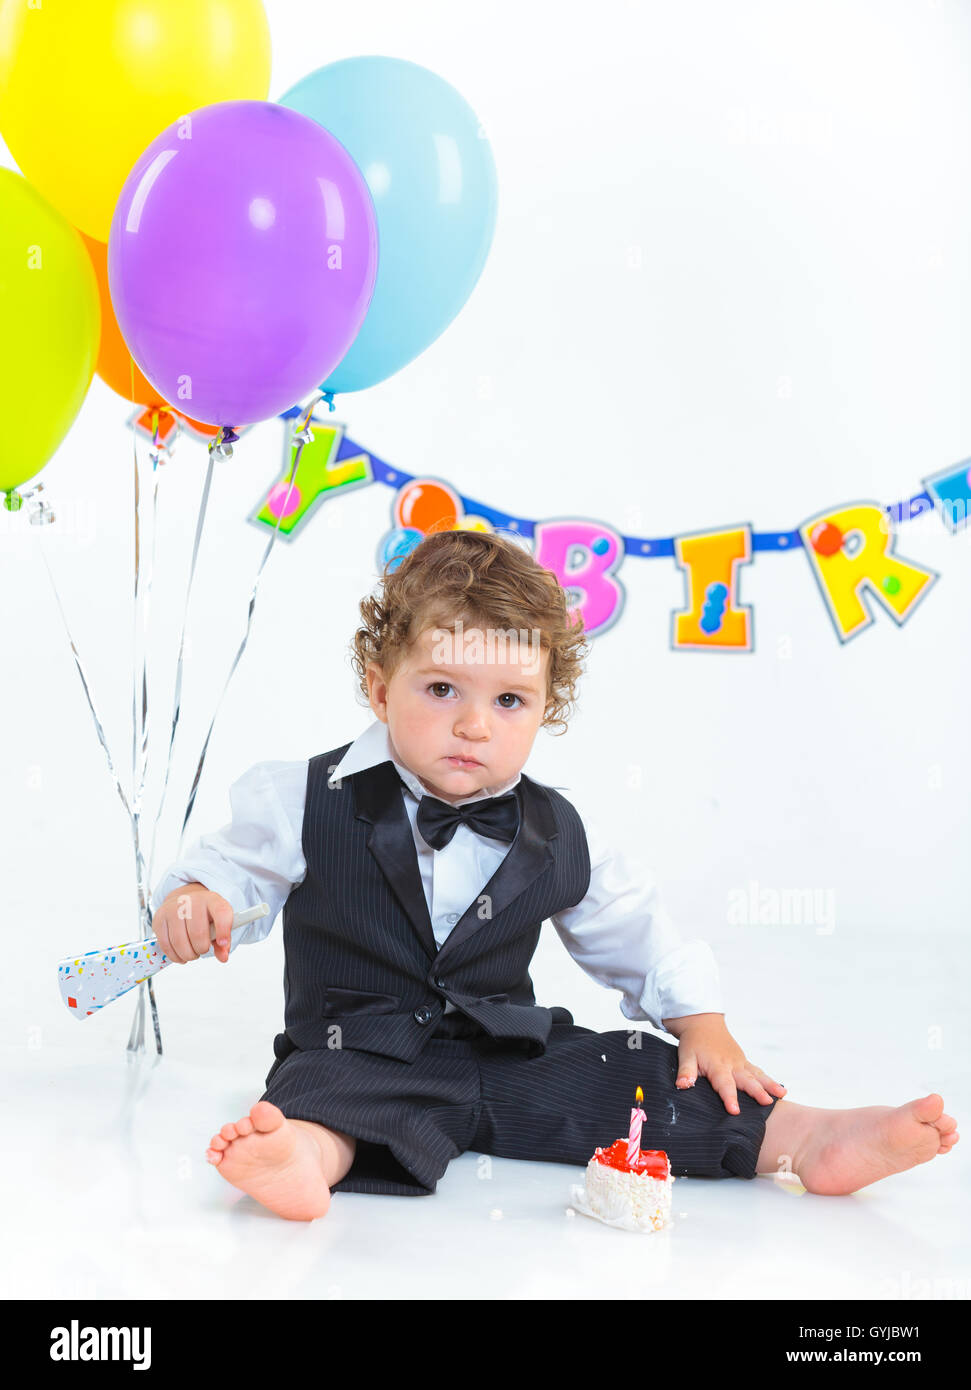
[446,756,482,768]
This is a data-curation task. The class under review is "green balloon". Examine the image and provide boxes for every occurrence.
[0,169,100,493]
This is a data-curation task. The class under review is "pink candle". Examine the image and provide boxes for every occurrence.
[626,1085,646,1165]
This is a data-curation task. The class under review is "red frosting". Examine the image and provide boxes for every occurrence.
[593,1139,670,1180]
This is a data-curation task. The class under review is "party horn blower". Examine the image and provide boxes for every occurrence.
[56,903,270,1019]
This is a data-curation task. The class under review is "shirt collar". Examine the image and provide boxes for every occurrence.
[328,717,524,805]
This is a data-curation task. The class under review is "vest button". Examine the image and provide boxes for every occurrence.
[413,1006,433,1025]
[434,977,446,989]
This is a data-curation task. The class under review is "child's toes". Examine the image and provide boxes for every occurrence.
[234,1115,255,1137]
[205,1133,228,1163]
[220,1121,240,1142]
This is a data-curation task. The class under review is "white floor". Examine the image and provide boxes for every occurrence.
[5,920,967,1301]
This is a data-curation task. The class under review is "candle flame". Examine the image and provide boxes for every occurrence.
[635,1085,643,1104]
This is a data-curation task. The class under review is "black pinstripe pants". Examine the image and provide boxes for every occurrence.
[259,1009,779,1196]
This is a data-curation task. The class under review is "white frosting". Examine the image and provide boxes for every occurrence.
[579,1149,674,1232]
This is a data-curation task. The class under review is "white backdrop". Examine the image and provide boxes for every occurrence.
[2,0,969,1303]
[2,0,969,1040]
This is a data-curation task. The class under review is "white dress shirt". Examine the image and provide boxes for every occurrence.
[149,717,724,1031]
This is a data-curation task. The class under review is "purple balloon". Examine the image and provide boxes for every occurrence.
[108,101,378,427]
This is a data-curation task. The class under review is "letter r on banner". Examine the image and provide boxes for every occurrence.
[798,502,937,642]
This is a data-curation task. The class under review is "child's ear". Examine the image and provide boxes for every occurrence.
[365,662,389,718]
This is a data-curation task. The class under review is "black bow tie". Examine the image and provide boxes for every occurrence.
[416,789,520,851]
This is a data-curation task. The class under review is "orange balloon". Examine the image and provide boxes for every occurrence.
[80,232,220,438]
[168,410,222,440]
[138,406,222,442]
[80,231,161,406]
[394,480,461,534]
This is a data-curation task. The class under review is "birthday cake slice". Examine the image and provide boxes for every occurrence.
[571,1140,674,1232]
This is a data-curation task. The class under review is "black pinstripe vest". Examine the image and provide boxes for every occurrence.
[280,741,592,1062]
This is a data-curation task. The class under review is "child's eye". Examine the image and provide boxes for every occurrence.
[426,683,523,709]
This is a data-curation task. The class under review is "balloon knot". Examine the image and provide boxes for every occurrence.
[209,426,239,460]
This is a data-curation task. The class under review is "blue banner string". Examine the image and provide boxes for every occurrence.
[277,408,941,555]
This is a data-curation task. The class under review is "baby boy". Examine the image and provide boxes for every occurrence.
[151,530,958,1221]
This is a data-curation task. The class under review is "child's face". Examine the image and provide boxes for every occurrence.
[366,626,550,803]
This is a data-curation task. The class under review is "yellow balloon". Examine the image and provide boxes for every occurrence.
[0,0,272,241]
[0,169,100,494]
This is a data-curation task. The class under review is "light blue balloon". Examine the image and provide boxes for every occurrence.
[279,56,498,396]
[379,526,423,573]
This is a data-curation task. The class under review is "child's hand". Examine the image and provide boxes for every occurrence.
[667,1013,787,1114]
[153,885,234,965]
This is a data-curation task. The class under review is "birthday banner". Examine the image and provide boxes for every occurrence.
[133,405,971,651]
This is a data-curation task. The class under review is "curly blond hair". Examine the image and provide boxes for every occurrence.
[349,529,590,734]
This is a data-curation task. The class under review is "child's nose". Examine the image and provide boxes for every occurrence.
[454,709,489,736]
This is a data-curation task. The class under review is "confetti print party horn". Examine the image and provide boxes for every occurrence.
[56,902,270,1019]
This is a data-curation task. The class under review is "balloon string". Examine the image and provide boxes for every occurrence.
[132,412,160,819]
[124,348,189,904]
[124,350,172,1057]
[33,511,164,1056]
[128,422,162,1055]
[174,397,322,858]
[128,361,151,830]
[34,532,135,828]
[144,445,218,896]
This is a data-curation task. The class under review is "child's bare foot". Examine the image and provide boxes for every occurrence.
[759,1093,959,1195]
[205,1100,349,1221]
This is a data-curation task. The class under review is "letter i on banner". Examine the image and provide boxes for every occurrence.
[798,502,937,642]
[532,521,625,636]
[671,526,753,651]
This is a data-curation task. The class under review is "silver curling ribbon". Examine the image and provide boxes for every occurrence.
[32,495,164,1051]
[34,524,136,831]
[127,419,163,1059]
[174,404,321,858]
[129,411,177,1061]
[143,433,217,907]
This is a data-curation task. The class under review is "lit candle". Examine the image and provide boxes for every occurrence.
[626,1085,646,1165]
